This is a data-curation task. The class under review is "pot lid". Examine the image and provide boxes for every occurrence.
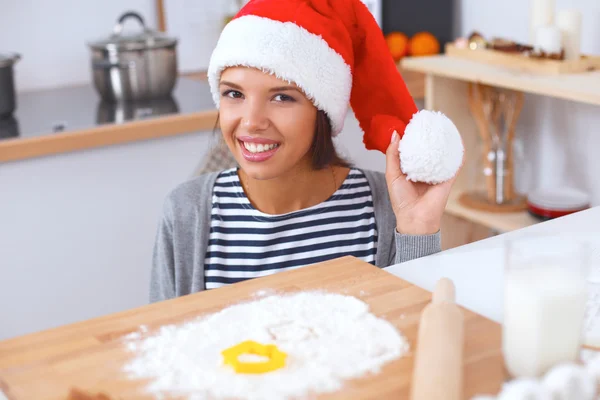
[0,53,21,67]
[88,11,177,51]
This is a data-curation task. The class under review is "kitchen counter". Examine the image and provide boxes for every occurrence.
[385,206,600,324]
[0,76,219,163]
[0,68,424,164]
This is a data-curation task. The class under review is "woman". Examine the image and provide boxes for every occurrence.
[150,0,463,301]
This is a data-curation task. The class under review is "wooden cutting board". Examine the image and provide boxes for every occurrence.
[0,256,505,399]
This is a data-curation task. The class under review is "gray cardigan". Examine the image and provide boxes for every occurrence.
[149,170,441,302]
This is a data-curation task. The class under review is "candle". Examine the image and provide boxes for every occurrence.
[557,9,582,60]
[529,0,555,44]
[535,25,562,55]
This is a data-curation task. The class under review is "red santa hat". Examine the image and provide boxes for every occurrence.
[208,0,464,184]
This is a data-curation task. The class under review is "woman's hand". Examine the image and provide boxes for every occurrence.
[385,131,460,235]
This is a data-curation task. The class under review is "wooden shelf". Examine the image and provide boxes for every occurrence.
[446,189,539,233]
[402,55,600,107]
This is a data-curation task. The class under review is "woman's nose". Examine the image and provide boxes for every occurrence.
[241,101,269,132]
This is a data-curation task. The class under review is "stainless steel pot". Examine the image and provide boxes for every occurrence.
[87,11,178,102]
[0,53,21,119]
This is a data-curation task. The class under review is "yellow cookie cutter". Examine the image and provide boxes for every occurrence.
[222,340,287,374]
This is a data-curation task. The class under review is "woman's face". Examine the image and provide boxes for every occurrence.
[218,67,318,180]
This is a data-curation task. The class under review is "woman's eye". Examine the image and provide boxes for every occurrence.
[273,94,296,102]
[222,90,243,99]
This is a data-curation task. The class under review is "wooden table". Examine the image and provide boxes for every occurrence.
[0,257,504,399]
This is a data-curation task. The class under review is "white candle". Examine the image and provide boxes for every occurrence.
[529,0,555,44]
[535,25,562,54]
[557,9,582,60]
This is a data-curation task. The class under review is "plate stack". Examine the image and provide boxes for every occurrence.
[527,187,590,220]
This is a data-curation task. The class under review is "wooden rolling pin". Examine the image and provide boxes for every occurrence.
[410,278,465,400]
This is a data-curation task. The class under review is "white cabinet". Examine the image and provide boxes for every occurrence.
[0,132,211,341]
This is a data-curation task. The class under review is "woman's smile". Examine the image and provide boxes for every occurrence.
[238,137,281,162]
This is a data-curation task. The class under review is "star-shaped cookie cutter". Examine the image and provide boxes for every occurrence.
[221,340,287,374]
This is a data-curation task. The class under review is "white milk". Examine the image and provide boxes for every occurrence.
[503,265,588,378]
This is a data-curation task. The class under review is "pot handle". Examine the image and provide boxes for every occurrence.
[113,11,146,36]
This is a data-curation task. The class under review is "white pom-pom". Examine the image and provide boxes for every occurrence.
[497,378,552,400]
[542,363,596,400]
[399,109,464,184]
[471,395,497,400]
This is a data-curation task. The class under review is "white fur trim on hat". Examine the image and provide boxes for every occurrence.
[208,15,352,135]
[399,110,464,184]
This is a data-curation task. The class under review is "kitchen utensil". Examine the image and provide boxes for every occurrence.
[462,82,528,213]
[87,11,178,102]
[0,53,21,118]
[410,277,464,400]
[527,187,590,220]
[0,257,505,399]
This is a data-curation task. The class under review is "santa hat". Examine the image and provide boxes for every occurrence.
[207,0,464,184]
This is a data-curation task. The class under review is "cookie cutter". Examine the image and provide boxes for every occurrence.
[221,340,287,374]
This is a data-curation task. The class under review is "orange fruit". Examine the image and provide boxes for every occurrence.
[408,32,441,56]
[385,32,409,62]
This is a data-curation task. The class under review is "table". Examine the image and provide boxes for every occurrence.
[385,206,600,324]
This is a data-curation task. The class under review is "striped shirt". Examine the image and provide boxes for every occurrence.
[204,168,378,289]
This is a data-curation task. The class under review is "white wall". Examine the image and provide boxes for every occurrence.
[456,0,600,205]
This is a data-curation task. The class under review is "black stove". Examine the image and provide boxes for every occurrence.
[0,77,215,141]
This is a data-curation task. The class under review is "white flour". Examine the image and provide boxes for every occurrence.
[123,291,409,400]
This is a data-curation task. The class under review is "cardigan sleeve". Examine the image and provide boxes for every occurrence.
[149,197,177,303]
[394,230,442,264]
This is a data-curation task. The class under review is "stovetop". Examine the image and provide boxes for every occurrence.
[0,77,216,141]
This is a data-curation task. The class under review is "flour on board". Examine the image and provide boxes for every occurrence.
[123,291,409,400]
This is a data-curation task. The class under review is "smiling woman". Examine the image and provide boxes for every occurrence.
[149,0,462,300]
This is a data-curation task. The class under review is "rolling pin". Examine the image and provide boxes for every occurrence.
[410,278,465,400]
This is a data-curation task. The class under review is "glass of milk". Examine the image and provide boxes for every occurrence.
[502,234,590,379]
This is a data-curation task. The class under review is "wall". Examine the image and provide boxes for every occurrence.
[456,0,600,205]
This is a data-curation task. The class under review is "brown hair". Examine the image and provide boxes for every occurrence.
[310,110,351,170]
[214,110,351,170]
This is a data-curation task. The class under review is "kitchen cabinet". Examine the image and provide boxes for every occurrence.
[0,130,212,341]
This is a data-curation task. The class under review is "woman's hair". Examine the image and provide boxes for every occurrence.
[213,110,350,170]
[310,110,350,170]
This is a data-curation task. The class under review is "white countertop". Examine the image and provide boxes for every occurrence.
[385,206,600,325]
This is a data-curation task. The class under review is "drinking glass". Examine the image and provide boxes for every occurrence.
[503,234,590,378]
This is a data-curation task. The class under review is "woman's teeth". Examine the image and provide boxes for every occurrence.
[243,142,279,153]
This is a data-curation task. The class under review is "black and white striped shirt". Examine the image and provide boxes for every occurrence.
[204,168,378,289]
